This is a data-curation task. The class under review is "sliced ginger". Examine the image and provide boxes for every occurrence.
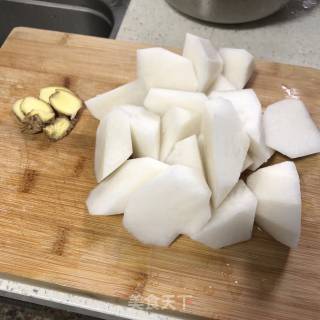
[12,86,82,141]
[21,97,55,123]
[50,90,82,119]
[39,86,72,104]
[12,99,25,121]
[43,117,73,141]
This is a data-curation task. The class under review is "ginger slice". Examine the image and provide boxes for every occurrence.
[43,117,73,141]
[50,90,82,119]
[12,99,25,121]
[21,97,55,123]
[39,86,72,104]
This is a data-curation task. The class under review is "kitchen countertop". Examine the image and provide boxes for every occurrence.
[117,0,320,69]
[1,0,319,319]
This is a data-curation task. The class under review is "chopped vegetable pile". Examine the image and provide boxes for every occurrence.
[85,33,320,249]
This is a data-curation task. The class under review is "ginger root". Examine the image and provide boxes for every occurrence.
[12,86,83,141]
[43,117,73,141]
[50,90,82,119]
[21,97,55,123]
[39,86,72,104]
[22,114,44,134]
[12,99,25,121]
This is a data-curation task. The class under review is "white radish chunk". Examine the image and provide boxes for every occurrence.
[242,154,254,172]
[248,146,275,171]
[219,48,255,89]
[247,161,301,248]
[198,134,205,158]
[86,80,146,120]
[144,88,207,131]
[166,135,205,177]
[95,110,132,182]
[183,33,223,92]
[202,98,250,208]
[119,105,160,159]
[210,89,274,170]
[144,88,208,116]
[137,48,198,91]
[160,107,199,161]
[123,165,211,246]
[192,180,257,249]
[87,158,168,216]
[208,75,236,94]
[264,99,320,158]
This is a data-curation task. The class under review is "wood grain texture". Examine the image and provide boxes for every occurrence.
[0,27,319,320]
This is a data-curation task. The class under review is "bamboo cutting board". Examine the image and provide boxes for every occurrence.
[0,27,319,320]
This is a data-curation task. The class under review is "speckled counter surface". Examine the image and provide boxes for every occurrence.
[117,0,320,69]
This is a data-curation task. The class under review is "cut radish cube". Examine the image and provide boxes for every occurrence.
[210,89,274,170]
[208,74,236,94]
[247,161,301,248]
[86,80,146,120]
[95,110,132,182]
[264,99,320,158]
[192,180,257,249]
[198,134,205,158]
[119,105,160,159]
[248,145,275,171]
[183,33,223,92]
[202,98,250,208]
[242,154,254,172]
[160,107,199,161]
[123,165,211,246]
[144,88,207,116]
[87,158,168,216]
[219,48,254,89]
[166,135,205,177]
[137,47,198,91]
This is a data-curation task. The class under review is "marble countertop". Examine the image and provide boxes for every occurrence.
[1,0,319,319]
[117,0,320,69]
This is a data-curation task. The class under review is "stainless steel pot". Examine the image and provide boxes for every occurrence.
[166,0,290,24]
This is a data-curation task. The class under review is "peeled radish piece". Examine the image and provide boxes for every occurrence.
[87,158,168,216]
[198,134,204,155]
[208,75,236,94]
[95,110,132,182]
[183,33,223,92]
[192,180,257,249]
[210,89,274,170]
[137,48,198,91]
[219,48,254,89]
[166,135,204,177]
[144,88,207,131]
[119,105,160,159]
[264,99,320,158]
[209,89,261,139]
[160,107,199,161]
[86,80,146,120]
[247,161,301,248]
[202,98,250,208]
[123,165,211,246]
[144,88,207,116]
[248,147,275,171]
[242,154,254,172]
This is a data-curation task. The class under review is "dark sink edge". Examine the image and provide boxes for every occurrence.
[106,0,130,38]
[1,0,130,40]
[5,0,114,28]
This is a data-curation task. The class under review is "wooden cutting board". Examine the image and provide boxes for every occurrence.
[0,27,319,320]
